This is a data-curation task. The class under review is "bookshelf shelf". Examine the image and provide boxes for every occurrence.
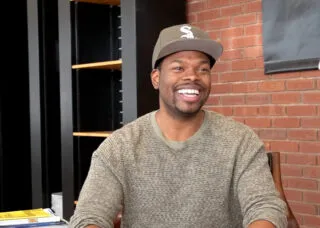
[73,131,113,137]
[70,0,120,6]
[72,59,122,70]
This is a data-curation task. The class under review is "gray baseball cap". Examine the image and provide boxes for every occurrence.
[152,24,223,69]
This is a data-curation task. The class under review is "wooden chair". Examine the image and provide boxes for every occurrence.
[113,152,300,228]
[267,152,300,228]
[113,212,121,228]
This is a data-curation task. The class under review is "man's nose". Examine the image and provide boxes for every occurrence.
[183,68,199,81]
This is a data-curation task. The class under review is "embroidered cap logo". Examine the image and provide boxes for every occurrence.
[180,25,195,39]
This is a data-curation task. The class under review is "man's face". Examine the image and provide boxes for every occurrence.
[151,51,212,117]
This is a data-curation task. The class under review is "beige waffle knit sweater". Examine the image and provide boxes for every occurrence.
[69,110,287,228]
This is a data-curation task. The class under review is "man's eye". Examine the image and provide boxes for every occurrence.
[173,66,183,71]
[199,68,210,73]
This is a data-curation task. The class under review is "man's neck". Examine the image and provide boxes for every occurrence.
[155,109,205,141]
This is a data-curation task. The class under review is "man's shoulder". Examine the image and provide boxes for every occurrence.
[205,110,251,132]
[93,111,154,159]
[101,111,154,145]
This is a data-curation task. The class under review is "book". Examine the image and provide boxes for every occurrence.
[0,208,61,227]
[0,221,67,227]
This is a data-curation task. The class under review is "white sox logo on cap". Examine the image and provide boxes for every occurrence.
[180,25,195,39]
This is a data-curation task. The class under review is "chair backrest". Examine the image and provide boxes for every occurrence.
[113,212,121,228]
[267,152,300,228]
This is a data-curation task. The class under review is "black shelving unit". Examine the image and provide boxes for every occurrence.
[58,0,186,220]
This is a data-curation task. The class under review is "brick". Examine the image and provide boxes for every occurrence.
[301,117,320,128]
[287,178,318,190]
[221,95,245,105]
[243,46,263,58]
[219,72,245,82]
[232,82,258,93]
[220,49,243,61]
[317,79,320,89]
[272,117,300,128]
[206,96,220,105]
[263,141,271,151]
[246,70,267,81]
[233,117,245,123]
[211,73,219,83]
[246,94,270,105]
[221,5,244,16]
[219,39,232,50]
[259,129,286,140]
[303,166,320,179]
[187,14,196,23]
[232,59,256,70]
[289,202,317,215]
[271,92,301,104]
[209,106,233,116]
[293,214,303,226]
[286,154,317,165]
[252,128,259,136]
[211,83,232,94]
[288,129,317,141]
[258,80,285,92]
[259,106,285,116]
[304,215,320,227]
[300,70,320,77]
[187,1,206,13]
[207,0,230,9]
[232,13,257,26]
[231,0,248,3]
[287,105,317,116]
[232,36,259,48]
[245,24,262,35]
[197,9,220,21]
[300,142,320,153]
[281,178,288,187]
[270,141,299,152]
[286,79,315,91]
[255,56,264,68]
[245,118,271,128]
[303,92,320,104]
[257,12,263,23]
[206,18,231,29]
[245,0,262,13]
[208,31,221,40]
[191,22,206,30]
[279,153,288,162]
[233,106,258,116]
[212,61,231,72]
[221,27,243,38]
[271,72,301,79]
[284,189,303,201]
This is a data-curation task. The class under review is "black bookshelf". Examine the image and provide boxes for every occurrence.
[58,0,186,219]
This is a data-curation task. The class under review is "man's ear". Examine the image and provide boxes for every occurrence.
[151,69,160,90]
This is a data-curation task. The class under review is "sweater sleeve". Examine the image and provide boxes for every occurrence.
[234,132,288,228]
[68,149,123,228]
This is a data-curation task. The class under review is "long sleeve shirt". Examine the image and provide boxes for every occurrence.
[69,110,288,228]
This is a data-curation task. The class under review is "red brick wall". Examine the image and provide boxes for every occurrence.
[186,0,320,227]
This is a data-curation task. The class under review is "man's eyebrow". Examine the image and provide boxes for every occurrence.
[199,59,210,65]
[170,59,210,64]
[170,59,183,64]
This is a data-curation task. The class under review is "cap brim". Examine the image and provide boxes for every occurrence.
[157,39,223,66]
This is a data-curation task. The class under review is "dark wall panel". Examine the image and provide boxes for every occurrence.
[0,0,32,211]
[262,0,320,74]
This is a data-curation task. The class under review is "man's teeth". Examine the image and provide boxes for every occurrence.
[178,89,199,95]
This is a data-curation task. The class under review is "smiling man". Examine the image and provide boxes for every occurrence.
[69,24,288,228]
